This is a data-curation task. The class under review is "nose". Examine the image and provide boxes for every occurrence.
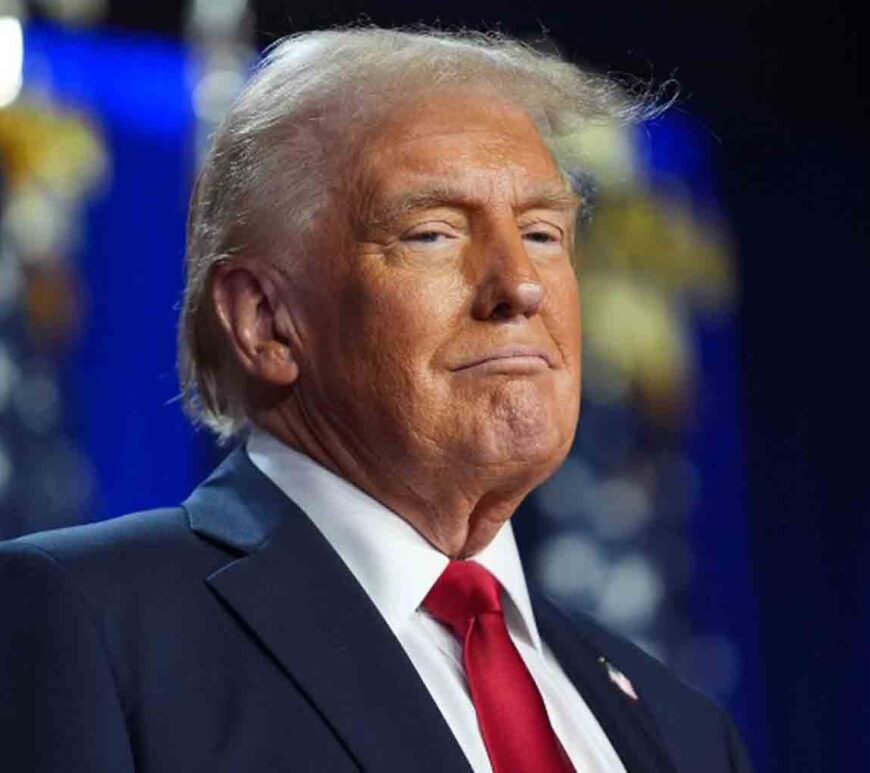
[471,231,544,321]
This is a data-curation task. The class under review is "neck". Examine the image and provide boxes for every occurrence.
[251,406,540,558]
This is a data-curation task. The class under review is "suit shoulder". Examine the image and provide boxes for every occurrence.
[3,507,190,563]
[0,507,225,604]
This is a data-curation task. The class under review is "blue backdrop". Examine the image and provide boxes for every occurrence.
[25,23,207,516]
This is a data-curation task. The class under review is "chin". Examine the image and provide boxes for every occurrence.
[477,410,573,474]
[484,380,576,459]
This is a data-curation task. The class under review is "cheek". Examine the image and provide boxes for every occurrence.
[543,270,582,427]
[339,268,461,385]
[547,270,582,361]
[335,274,464,445]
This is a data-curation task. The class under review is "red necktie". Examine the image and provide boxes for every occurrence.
[424,560,574,773]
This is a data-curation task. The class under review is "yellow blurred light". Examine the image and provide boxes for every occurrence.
[0,16,24,109]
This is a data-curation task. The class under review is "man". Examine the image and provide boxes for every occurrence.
[0,28,751,772]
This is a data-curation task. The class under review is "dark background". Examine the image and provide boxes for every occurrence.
[25,1,870,769]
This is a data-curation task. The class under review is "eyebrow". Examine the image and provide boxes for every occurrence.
[366,182,581,228]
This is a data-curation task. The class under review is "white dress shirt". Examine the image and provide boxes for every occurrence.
[247,428,627,773]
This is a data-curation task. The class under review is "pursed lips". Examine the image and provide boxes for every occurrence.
[451,345,554,373]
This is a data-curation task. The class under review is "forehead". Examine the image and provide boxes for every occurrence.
[354,96,567,204]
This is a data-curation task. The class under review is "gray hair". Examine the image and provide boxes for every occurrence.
[179,27,665,440]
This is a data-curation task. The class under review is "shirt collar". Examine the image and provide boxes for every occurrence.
[246,427,543,651]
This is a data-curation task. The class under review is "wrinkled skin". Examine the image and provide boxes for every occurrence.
[212,96,582,557]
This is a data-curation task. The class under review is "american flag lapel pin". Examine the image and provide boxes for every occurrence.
[599,656,639,701]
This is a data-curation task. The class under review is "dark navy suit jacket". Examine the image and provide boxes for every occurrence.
[0,448,751,772]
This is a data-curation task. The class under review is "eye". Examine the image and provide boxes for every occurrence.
[523,230,560,244]
[400,222,461,250]
[404,230,452,244]
[521,223,564,249]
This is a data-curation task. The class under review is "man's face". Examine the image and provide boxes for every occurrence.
[289,96,582,494]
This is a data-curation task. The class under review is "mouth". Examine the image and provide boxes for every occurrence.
[451,346,554,374]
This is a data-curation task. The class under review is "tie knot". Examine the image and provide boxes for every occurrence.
[423,560,503,636]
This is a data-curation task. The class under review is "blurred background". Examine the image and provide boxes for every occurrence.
[0,1,865,770]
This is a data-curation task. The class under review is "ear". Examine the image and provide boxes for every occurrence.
[210,262,300,387]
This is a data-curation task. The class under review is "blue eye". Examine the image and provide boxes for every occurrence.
[403,229,459,247]
[408,231,445,243]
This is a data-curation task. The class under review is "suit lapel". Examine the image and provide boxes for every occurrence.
[184,449,472,773]
[533,595,679,773]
